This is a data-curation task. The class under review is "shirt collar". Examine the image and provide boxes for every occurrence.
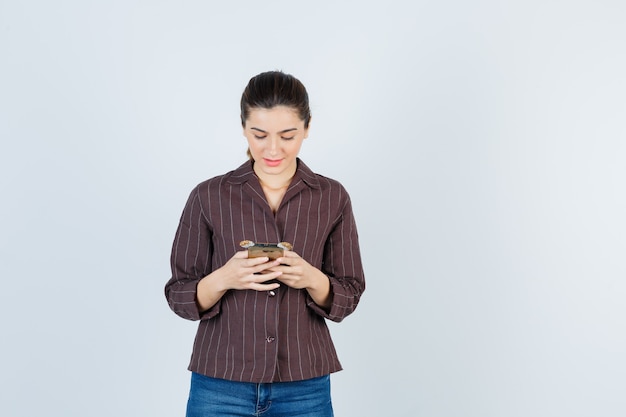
[227,158,321,189]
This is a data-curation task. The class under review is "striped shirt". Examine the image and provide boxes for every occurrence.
[165,159,365,383]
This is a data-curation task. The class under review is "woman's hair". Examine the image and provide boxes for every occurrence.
[240,71,311,129]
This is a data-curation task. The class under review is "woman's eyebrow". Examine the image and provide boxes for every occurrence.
[250,127,298,134]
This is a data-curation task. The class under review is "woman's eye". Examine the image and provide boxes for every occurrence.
[254,135,267,139]
[281,136,295,140]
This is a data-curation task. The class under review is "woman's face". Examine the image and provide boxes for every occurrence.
[243,106,309,181]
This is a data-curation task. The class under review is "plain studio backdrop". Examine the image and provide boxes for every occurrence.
[1,1,625,416]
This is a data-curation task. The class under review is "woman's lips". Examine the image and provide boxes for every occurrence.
[264,158,283,167]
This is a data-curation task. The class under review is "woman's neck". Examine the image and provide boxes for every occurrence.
[258,178,291,191]
[253,166,296,191]
[255,169,294,213]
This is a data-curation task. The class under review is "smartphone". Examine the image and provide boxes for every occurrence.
[240,241,293,260]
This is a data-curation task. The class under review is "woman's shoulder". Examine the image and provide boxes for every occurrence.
[298,160,351,198]
[313,172,347,191]
[192,161,255,192]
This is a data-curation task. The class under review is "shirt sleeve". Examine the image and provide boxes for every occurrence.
[307,192,366,322]
[164,186,220,321]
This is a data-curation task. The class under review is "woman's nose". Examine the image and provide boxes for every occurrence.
[268,137,279,154]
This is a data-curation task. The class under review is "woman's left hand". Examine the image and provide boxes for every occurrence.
[272,251,332,309]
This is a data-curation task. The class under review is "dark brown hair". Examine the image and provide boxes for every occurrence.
[240,71,311,128]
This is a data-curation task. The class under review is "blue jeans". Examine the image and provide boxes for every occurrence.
[186,372,334,417]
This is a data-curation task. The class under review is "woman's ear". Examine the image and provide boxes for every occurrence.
[304,117,312,139]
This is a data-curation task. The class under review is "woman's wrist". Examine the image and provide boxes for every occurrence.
[196,271,228,311]
[306,270,332,309]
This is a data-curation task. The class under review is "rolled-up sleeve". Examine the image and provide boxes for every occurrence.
[307,193,365,322]
[164,187,220,321]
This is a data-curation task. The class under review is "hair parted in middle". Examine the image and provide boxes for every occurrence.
[240,70,311,128]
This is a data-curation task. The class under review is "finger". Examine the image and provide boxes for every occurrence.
[247,256,273,267]
[250,259,280,273]
[252,271,282,283]
[250,281,281,292]
[233,250,249,259]
[276,250,301,264]
[276,254,297,265]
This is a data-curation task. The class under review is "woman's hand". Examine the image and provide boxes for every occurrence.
[272,251,332,310]
[215,250,283,291]
[196,251,282,311]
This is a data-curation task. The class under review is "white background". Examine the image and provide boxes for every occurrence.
[1,1,625,416]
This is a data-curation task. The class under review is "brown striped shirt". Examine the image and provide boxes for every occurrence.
[165,159,365,383]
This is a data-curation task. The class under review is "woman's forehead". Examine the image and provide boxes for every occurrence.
[245,106,304,128]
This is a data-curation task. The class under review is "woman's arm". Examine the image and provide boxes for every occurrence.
[165,188,214,321]
[273,194,365,320]
[318,194,366,321]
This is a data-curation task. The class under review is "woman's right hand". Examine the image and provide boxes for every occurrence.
[214,250,283,291]
[195,251,282,311]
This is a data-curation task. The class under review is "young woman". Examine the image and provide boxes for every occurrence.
[165,71,365,417]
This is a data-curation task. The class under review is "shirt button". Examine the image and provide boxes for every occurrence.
[266,336,275,343]
[268,290,276,297]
